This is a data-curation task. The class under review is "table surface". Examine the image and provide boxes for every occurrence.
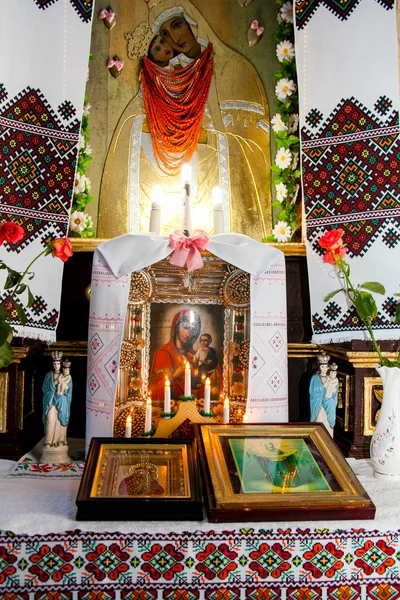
[1,457,399,535]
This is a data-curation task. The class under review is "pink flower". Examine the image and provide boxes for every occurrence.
[50,238,73,262]
[323,246,347,265]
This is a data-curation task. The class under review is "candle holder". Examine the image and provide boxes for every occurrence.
[160,411,175,419]
[140,426,156,437]
[178,394,196,402]
[198,409,215,418]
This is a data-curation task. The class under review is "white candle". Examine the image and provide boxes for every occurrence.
[125,414,132,438]
[184,360,191,397]
[149,185,163,234]
[164,376,171,415]
[182,164,192,235]
[145,396,152,433]
[223,396,230,424]
[204,377,211,414]
[212,186,224,234]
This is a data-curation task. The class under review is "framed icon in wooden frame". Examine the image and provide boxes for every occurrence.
[76,437,203,521]
[195,422,376,523]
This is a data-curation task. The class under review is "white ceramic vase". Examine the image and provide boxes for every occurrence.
[370,366,400,480]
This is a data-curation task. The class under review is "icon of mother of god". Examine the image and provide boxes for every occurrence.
[97,0,272,241]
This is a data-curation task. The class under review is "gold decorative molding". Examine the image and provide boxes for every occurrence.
[11,344,44,363]
[363,376,383,436]
[288,343,319,358]
[71,238,107,252]
[44,341,88,357]
[0,372,9,433]
[71,238,306,257]
[269,242,306,256]
[318,345,398,368]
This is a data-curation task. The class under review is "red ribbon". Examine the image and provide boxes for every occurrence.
[107,58,124,71]
[169,230,209,272]
[99,8,115,23]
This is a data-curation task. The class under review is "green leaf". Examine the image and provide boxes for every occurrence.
[27,288,35,308]
[355,291,378,320]
[0,321,12,346]
[0,306,7,321]
[360,282,386,295]
[15,302,27,326]
[272,201,282,209]
[0,341,13,368]
[324,289,343,302]
[15,284,27,295]
[380,357,391,367]
[4,271,22,289]
[396,304,400,325]
[262,235,276,243]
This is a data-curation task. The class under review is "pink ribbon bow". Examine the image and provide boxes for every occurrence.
[99,8,115,23]
[250,20,264,35]
[107,58,124,71]
[169,230,210,272]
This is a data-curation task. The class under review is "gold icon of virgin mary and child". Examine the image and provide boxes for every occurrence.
[118,462,165,497]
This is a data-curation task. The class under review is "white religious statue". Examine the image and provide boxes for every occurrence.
[309,352,339,437]
[41,353,73,463]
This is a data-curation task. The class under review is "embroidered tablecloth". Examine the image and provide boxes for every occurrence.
[1,458,400,597]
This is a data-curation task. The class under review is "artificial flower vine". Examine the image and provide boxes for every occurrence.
[70,56,95,238]
[264,1,300,243]
[70,95,94,238]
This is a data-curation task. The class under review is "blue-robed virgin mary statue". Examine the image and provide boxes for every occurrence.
[42,352,72,462]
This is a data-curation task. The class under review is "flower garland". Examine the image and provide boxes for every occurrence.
[264,1,300,243]
[69,56,95,238]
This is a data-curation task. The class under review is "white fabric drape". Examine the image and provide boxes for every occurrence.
[0,0,93,341]
[295,0,400,344]
[86,234,288,450]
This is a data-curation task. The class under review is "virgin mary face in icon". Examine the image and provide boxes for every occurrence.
[159,14,201,58]
[148,309,201,400]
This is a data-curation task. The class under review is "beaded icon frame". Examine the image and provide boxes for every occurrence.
[113,252,250,437]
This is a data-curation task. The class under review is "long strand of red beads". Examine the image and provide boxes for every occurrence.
[141,43,214,174]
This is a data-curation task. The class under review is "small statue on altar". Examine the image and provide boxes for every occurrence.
[309,352,338,437]
[41,353,73,463]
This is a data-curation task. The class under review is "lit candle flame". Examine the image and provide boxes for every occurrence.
[165,376,170,387]
[205,377,210,386]
[126,414,132,425]
[224,396,229,406]
[146,396,152,406]
[243,412,248,422]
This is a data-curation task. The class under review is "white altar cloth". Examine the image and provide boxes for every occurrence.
[0,457,399,535]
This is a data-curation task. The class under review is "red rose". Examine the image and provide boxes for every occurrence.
[323,246,347,265]
[51,237,73,262]
[0,221,24,245]
[318,228,344,251]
